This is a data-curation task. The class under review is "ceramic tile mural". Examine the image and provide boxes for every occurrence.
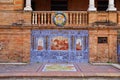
[42,64,77,71]
[76,38,82,50]
[31,30,88,63]
[51,36,68,50]
[37,38,44,50]
[118,34,120,63]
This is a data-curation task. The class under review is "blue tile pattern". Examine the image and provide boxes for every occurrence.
[118,44,120,63]
[31,30,89,63]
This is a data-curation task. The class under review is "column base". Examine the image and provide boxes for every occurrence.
[88,7,97,11]
[24,6,32,11]
[107,7,117,11]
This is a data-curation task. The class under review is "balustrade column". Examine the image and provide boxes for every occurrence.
[24,0,32,11]
[107,0,117,11]
[88,0,96,11]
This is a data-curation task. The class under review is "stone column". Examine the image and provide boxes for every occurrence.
[24,0,32,11]
[107,0,117,11]
[88,0,96,11]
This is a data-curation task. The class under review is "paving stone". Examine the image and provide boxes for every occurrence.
[87,78,120,80]
[0,78,120,80]
[0,63,120,79]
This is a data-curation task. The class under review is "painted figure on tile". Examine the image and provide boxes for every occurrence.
[51,36,68,50]
[76,38,82,50]
[37,38,43,50]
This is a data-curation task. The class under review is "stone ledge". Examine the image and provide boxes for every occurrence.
[112,64,120,69]
[0,63,27,65]
[91,63,120,70]
[0,72,120,78]
[0,63,120,78]
[0,25,120,30]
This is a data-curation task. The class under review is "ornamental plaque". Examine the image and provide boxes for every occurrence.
[0,0,13,3]
[53,12,66,26]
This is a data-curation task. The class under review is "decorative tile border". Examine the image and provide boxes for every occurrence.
[42,64,77,71]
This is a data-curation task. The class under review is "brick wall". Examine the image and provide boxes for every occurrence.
[89,30,117,63]
[14,0,24,10]
[0,11,31,26]
[0,29,118,63]
[118,11,120,25]
[88,12,118,25]
[88,12,97,24]
[0,0,24,11]
[0,29,30,63]
[108,12,117,23]
[0,0,119,63]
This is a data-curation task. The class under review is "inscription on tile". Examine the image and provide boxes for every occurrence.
[0,0,13,3]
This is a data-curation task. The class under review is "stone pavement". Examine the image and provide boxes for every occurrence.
[0,63,120,79]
